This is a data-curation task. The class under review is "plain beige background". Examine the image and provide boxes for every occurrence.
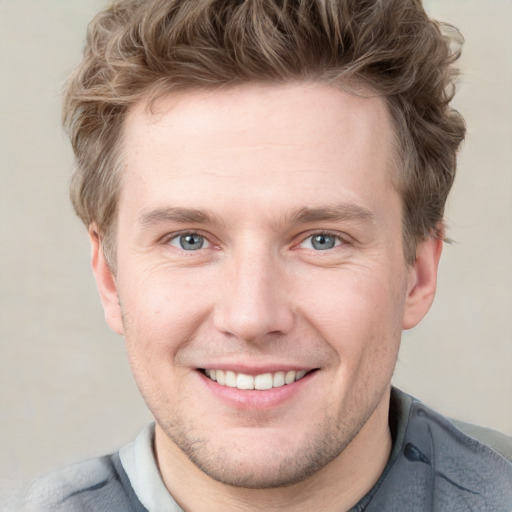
[1,0,511,506]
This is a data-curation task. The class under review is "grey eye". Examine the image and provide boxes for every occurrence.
[170,233,206,250]
[311,234,336,250]
[300,233,342,251]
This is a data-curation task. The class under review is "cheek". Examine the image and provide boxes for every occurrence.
[117,265,217,356]
[296,264,405,332]
[293,264,406,383]
[116,269,211,415]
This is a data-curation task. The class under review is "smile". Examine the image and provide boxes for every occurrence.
[201,369,314,390]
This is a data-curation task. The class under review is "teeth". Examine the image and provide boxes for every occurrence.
[203,368,311,390]
[285,371,296,385]
[254,373,273,390]
[216,370,226,385]
[237,373,254,390]
[225,371,237,388]
[273,371,285,387]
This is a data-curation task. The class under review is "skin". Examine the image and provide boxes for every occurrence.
[91,83,442,511]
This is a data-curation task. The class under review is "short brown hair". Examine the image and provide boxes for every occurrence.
[64,0,465,267]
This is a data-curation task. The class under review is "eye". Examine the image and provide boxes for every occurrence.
[300,233,343,251]
[168,233,211,251]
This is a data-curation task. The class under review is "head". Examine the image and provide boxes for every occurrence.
[63,0,465,494]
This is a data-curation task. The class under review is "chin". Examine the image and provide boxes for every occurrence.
[168,422,352,489]
[189,451,334,489]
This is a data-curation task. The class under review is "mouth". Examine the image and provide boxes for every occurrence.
[199,368,317,390]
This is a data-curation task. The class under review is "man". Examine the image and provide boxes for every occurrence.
[20,0,512,510]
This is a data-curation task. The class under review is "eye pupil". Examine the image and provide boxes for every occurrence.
[312,234,335,250]
[180,234,204,250]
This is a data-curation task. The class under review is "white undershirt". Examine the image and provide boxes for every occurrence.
[119,423,184,512]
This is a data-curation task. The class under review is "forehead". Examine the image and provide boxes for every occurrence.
[119,83,397,222]
[126,83,393,154]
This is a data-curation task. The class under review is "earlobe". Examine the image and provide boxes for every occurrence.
[89,225,124,335]
[402,231,444,330]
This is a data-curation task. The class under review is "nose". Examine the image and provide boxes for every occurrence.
[213,251,295,343]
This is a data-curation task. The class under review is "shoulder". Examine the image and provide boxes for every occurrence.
[392,387,512,464]
[18,456,115,511]
[17,454,145,512]
[406,392,512,471]
[449,418,512,463]
[383,388,512,510]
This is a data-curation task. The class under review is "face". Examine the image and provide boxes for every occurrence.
[92,83,440,489]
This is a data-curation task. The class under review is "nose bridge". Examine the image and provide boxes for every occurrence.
[213,244,294,341]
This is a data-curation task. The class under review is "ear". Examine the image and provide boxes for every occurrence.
[402,230,444,330]
[89,225,124,335]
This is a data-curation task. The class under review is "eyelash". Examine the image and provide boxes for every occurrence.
[163,231,214,250]
[162,230,349,252]
[294,231,348,251]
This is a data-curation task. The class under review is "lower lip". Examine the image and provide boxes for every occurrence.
[198,371,317,410]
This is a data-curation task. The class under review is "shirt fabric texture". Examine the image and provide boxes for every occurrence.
[17,388,512,511]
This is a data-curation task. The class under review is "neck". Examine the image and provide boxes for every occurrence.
[155,393,392,512]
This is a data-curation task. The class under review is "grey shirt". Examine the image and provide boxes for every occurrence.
[17,388,512,511]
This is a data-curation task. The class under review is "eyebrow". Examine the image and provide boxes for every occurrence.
[139,207,222,227]
[283,204,375,225]
[138,203,374,229]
